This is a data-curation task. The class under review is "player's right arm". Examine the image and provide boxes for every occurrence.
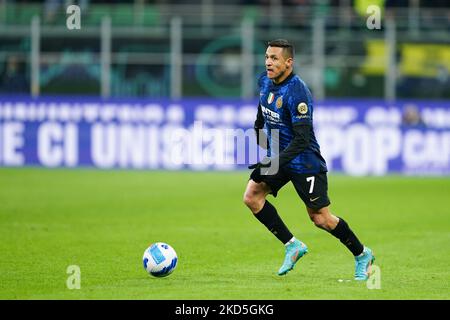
[254,103,268,149]
[273,82,313,167]
[254,72,268,149]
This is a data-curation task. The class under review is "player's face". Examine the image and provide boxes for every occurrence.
[265,46,293,84]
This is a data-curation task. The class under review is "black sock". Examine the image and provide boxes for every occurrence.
[254,200,293,244]
[329,217,364,256]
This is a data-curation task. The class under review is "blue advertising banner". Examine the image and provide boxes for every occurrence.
[0,96,449,175]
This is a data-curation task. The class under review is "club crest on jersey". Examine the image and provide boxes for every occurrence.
[297,102,308,114]
[267,92,275,104]
[276,96,283,109]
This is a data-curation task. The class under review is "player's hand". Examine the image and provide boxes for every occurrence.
[249,158,272,183]
[248,157,272,170]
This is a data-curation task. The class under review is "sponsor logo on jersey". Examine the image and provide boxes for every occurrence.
[261,105,283,124]
[276,96,283,109]
[267,92,275,104]
[297,102,308,114]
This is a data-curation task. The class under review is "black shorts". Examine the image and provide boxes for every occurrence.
[250,168,331,210]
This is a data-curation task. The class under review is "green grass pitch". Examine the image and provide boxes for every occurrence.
[0,168,449,299]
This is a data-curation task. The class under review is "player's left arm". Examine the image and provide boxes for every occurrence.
[276,122,311,168]
[249,123,311,170]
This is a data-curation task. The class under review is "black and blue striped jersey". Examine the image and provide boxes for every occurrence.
[256,72,327,174]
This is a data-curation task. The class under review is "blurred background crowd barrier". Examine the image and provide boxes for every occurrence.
[0,0,449,174]
[0,97,448,175]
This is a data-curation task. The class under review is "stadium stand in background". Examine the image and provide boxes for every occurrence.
[0,0,449,99]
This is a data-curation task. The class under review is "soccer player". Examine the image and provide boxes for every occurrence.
[243,39,374,280]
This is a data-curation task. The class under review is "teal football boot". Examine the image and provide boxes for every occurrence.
[277,239,308,276]
[354,246,375,280]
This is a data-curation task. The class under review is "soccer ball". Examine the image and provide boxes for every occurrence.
[142,242,178,277]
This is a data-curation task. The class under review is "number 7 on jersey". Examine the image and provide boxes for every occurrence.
[306,176,315,194]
